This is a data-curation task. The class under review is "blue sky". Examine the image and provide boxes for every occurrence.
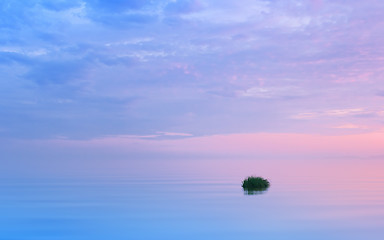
[2,0,384,143]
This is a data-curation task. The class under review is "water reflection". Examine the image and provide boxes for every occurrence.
[243,188,269,195]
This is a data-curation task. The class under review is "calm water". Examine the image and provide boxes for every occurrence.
[1,160,384,240]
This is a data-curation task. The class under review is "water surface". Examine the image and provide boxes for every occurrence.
[1,159,383,240]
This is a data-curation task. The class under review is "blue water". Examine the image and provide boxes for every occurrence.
[0,173,383,239]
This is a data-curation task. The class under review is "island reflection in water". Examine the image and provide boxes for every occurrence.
[243,188,269,195]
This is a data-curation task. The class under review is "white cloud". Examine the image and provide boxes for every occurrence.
[103,134,160,139]
[102,131,193,140]
[0,47,48,56]
[118,50,171,62]
[238,86,307,99]
[291,108,383,120]
[157,131,193,137]
[105,38,154,47]
[324,108,364,116]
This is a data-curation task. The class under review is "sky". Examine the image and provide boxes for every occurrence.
[2,0,384,174]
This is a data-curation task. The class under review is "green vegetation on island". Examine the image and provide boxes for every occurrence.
[242,176,270,192]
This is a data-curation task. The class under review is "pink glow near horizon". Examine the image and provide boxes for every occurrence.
[4,131,384,182]
[13,131,382,167]
[156,132,384,158]
[24,131,384,159]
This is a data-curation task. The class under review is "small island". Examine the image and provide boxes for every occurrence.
[242,176,270,194]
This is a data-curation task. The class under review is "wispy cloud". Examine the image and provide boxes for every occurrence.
[332,124,368,129]
[99,131,194,141]
[105,38,154,47]
[291,108,382,120]
[238,86,308,99]
[324,108,365,117]
[157,131,193,137]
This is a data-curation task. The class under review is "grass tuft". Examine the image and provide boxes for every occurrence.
[242,176,270,191]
